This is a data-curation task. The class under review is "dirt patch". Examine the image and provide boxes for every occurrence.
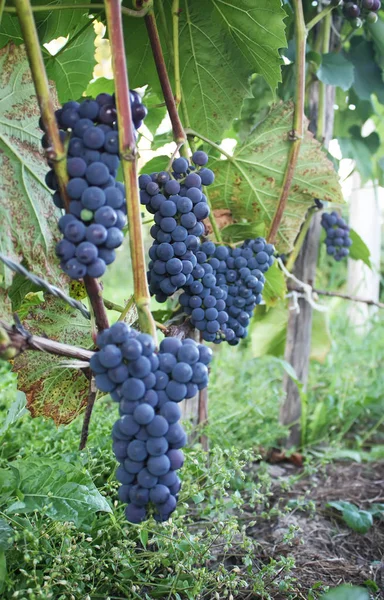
[251,461,384,598]
[210,461,384,599]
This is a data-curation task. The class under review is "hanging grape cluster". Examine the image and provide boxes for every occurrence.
[139,152,213,299]
[42,91,147,279]
[321,211,352,260]
[140,152,275,345]
[90,321,212,523]
[342,0,380,26]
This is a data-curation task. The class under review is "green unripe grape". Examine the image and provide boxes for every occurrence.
[80,208,94,222]
[366,11,378,23]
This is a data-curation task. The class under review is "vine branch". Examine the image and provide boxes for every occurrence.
[79,378,98,450]
[267,0,306,245]
[172,0,181,106]
[145,9,186,144]
[285,206,318,272]
[14,0,70,212]
[104,0,156,339]
[0,321,94,361]
[5,3,152,16]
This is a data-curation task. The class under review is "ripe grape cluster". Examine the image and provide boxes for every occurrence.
[42,91,147,279]
[90,321,212,523]
[342,0,380,26]
[139,152,214,300]
[179,238,275,345]
[321,211,352,261]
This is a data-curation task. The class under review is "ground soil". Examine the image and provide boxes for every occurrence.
[219,461,384,599]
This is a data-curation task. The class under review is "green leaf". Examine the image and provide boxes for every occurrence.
[209,102,343,253]
[0,1,93,49]
[0,392,27,436]
[142,89,167,137]
[86,77,115,98]
[0,44,65,294]
[349,229,371,267]
[0,469,18,502]
[6,458,111,527]
[348,38,384,104]
[250,302,288,358]
[0,519,13,551]
[343,508,372,534]
[125,0,287,139]
[140,155,169,175]
[45,19,96,102]
[320,585,370,600]
[368,503,384,518]
[139,528,149,548]
[317,53,354,91]
[220,222,266,243]
[263,262,286,308]
[12,297,92,426]
[327,501,373,534]
[338,127,380,183]
[192,492,205,504]
[367,16,384,73]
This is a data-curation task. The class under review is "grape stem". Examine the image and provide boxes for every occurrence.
[0,0,6,26]
[13,0,70,212]
[4,2,152,16]
[144,9,186,144]
[306,2,338,32]
[104,0,156,340]
[267,0,306,246]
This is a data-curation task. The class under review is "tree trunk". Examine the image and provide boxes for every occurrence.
[279,82,335,447]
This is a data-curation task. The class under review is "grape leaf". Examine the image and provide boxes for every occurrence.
[0,1,92,49]
[12,297,92,425]
[124,0,286,139]
[45,19,96,103]
[0,43,64,295]
[142,89,167,137]
[6,458,111,527]
[368,16,384,73]
[86,77,115,98]
[338,127,380,183]
[349,229,371,268]
[140,155,170,175]
[348,38,384,104]
[317,52,354,91]
[220,222,266,243]
[263,262,286,308]
[208,102,343,253]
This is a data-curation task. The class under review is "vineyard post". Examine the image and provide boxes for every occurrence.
[279,10,337,447]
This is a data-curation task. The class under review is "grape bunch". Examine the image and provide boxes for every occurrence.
[139,151,214,300]
[321,211,352,261]
[90,321,212,523]
[42,92,147,279]
[180,238,275,345]
[342,0,381,26]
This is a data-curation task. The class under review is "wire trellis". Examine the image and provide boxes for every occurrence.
[0,253,90,320]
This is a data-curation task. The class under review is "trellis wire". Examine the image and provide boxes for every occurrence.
[0,253,90,320]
